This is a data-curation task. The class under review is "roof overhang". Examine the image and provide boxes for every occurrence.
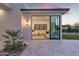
[21,8,69,15]
[0,3,11,10]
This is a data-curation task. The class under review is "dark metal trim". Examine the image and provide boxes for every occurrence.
[21,8,69,11]
[49,16,51,39]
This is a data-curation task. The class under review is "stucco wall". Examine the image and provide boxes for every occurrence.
[0,4,22,49]
[21,14,32,41]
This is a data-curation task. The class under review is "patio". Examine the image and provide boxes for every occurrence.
[21,40,79,56]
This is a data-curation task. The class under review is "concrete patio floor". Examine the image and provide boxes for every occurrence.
[21,40,79,56]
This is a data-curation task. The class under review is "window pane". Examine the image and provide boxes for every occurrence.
[32,16,50,39]
[51,16,60,39]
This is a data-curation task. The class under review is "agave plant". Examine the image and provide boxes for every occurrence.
[2,30,26,55]
[3,30,23,44]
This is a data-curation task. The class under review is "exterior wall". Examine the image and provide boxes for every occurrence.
[21,14,32,41]
[0,4,22,49]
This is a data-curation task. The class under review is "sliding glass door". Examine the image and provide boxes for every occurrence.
[50,16,60,39]
[32,16,60,40]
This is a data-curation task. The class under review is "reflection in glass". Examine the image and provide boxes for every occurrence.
[51,16,60,39]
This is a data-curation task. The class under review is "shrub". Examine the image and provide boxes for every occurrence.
[2,30,26,55]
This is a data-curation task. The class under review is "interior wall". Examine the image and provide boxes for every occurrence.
[32,16,50,32]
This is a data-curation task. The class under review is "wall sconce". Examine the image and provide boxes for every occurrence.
[22,19,29,28]
[0,9,4,13]
[0,9,5,16]
[26,20,29,26]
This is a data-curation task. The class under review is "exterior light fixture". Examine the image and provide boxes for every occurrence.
[0,9,5,16]
[22,17,29,28]
[0,9,4,13]
[26,20,28,26]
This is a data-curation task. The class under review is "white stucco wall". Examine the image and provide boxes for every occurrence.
[21,14,32,41]
[0,4,22,49]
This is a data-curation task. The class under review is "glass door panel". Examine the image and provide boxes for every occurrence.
[32,16,50,39]
[50,16,60,39]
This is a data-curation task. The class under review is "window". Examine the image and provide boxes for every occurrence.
[50,16,60,39]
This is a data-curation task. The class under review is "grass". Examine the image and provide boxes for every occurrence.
[63,34,79,40]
